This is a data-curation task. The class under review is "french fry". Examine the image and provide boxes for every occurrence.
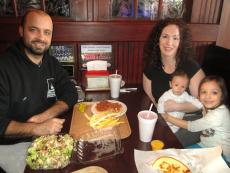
[90,113,117,126]
[87,112,123,129]
[84,113,91,120]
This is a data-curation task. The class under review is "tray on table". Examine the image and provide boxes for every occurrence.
[69,102,131,139]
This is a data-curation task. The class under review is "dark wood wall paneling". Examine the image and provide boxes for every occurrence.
[0,21,219,84]
[0,0,223,84]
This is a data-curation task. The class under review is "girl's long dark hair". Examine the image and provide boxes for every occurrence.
[143,18,194,70]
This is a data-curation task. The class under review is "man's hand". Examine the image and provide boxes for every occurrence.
[32,118,65,136]
[27,100,69,123]
[5,101,69,137]
[27,114,47,123]
[5,118,65,137]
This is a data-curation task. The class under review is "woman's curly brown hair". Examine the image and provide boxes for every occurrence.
[143,18,194,69]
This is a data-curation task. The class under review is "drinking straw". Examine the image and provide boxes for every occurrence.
[147,103,153,118]
[115,69,118,77]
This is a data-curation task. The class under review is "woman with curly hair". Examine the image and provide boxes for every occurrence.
[143,18,205,146]
[143,18,205,109]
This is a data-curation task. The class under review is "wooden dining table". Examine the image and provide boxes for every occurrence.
[21,85,183,173]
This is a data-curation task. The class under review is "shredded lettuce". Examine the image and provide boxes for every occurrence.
[26,134,74,169]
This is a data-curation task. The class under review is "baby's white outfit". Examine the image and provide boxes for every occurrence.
[157,89,203,133]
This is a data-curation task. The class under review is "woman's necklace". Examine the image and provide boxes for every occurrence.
[162,61,176,74]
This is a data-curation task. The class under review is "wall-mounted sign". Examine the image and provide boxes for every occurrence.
[80,44,113,70]
[50,44,75,63]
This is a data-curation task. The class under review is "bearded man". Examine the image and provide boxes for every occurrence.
[0,9,78,139]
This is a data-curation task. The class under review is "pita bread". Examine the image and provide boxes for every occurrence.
[151,156,191,173]
[71,166,108,173]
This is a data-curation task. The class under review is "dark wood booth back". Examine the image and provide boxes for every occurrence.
[0,21,218,85]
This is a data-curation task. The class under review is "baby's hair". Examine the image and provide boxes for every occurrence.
[171,70,189,82]
[198,75,229,107]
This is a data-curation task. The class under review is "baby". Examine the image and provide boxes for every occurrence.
[157,70,203,133]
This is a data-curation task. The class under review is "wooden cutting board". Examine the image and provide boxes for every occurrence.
[69,102,131,139]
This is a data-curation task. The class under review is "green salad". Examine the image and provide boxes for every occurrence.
[26,134,74,170]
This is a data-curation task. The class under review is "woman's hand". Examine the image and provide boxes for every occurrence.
[164,100,179,112]
[164,100,200,113]
[161,113,169,121]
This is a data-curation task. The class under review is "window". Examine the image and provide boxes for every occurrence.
[112,0,134,18]
[0,0,14,16]
[0,0,187,21]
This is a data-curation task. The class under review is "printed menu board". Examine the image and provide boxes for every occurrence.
[80,44,113,70]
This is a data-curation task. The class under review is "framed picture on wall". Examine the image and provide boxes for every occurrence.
[138,0,158,19]
[17,0,41,16]
[162,0,185,18]
[45,0,70,17]
[112,0,134,18]
[0,0,14,16]
[79,44,113,70]
[49,44,75,63]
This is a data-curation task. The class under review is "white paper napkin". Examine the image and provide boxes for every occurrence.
[86,60,107,71]
[134,146,230,173]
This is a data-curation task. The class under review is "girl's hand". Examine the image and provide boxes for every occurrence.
[161,113,188,129]
[202,107,207,115]
[161,113,168,121]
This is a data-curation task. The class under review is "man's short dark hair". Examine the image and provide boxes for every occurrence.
[20,9,47,27]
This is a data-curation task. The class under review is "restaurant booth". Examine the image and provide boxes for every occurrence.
[0,0,229,85]
[0,0,230,172]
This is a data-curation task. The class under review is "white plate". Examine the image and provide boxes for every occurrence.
[91,100,127,117]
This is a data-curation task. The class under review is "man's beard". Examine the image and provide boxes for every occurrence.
[23,39,50,56]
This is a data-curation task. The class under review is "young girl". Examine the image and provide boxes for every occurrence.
[162,75,230,163]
